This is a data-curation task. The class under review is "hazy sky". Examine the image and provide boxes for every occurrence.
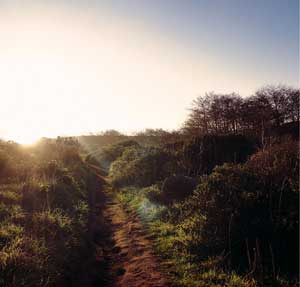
[0,0,298,143]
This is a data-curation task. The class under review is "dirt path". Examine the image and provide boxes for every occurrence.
[80,164,171,287]
[103,190,171,287]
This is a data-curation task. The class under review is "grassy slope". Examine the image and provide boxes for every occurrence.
[0,140,105,287]
[116,187,257,287]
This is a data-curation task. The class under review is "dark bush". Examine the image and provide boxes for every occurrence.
[161,175,198,205]
[180,154,298,279]
[182,134,255,176]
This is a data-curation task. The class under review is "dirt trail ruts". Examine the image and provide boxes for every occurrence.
[81,164,171,287]
[103,190,171,287]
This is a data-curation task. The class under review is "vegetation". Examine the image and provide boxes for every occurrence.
[97,85,299,287]
[0,138,101,287]
[110,139,298,286]
[183,86,299,142]
[0,84,298,286]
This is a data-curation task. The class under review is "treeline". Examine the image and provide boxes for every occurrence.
[183,85,299,144]
[78,85,299,150]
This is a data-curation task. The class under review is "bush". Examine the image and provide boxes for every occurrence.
[247,139,299,192]
[31,210,72,240]
[160,175,198,205]
[145,184,163,205]
[96,140,140,169]
[177,158,298,280]
[110,146,181,187]
[181,134,255,176]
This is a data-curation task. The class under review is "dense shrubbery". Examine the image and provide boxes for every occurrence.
[183,163,297,272]
[110,145,181,188]
[0,139,97,287]
[86,140,140,171]
[107,134,298,286]
[181,134,255,175]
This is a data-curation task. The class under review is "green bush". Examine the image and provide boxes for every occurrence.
[110,146,181,187]
[93,140,140,170]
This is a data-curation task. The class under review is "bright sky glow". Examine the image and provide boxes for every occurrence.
[0,0,298,144]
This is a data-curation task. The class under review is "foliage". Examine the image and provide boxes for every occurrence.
[111,136,299,286]
[117,186,258,287]
[160,175,197,205]
[181,134,255,175]
[109,145,181,188]
[88,140,140,170]
[183,86,299,143]
[0,139,97,287]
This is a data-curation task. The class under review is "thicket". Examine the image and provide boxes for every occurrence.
[104,132,298,286]
[0,139,99,287]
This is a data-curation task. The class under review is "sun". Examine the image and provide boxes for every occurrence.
[13,133,40,145]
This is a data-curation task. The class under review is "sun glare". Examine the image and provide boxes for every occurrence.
[0,4,202,143]
[14,133,40,145]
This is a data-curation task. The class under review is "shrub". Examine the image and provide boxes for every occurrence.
[110,146,181,187]
[177,158,298,279]
[31,210,72,240]
[60,146,82,165]
[21,180,48,212]
[145,184,163,205]
[97,140,140,169]
[181,134,255,176]
[161,175,198,205]
[247,139,299,192]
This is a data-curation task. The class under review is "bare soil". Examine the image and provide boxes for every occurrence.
[103,191,171,287]
[79,165,171,287]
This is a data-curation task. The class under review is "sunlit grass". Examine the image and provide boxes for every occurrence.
[117,186,258,287]
[0,139,96,286]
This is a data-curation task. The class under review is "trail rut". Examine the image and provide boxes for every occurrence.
[103,190,170,287]
[80,164,171,287]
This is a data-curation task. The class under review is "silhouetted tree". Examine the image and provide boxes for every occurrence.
[183,85,299,144]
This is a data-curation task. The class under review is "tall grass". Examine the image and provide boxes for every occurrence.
[0,139,97,287]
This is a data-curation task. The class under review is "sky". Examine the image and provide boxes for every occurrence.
[0,0,298,143]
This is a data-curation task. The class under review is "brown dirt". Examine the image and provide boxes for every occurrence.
[80,164,171,287]
[103,190,171,287]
